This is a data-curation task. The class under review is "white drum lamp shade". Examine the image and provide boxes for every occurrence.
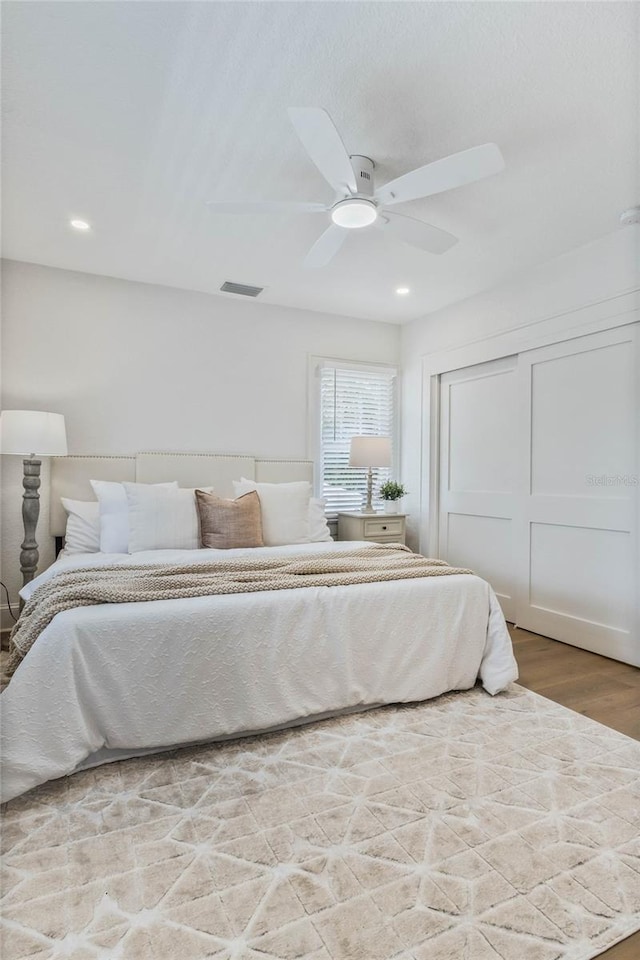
[349,436,391,513]
[349,436,391,469]
[0,410,67,457]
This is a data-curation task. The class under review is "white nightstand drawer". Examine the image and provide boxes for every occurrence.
[364,518,403,538]
[337,512,407,545]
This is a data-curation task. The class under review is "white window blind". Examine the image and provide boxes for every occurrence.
[318,361,397,516]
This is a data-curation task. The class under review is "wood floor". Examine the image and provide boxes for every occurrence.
[511,626,640,959]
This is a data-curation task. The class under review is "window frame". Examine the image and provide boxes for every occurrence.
[308,355,400,517]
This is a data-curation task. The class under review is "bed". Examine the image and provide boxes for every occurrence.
[0,452,518,803]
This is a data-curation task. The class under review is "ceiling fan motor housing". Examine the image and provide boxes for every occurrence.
[329,155,378,228]
[349,155,375,198]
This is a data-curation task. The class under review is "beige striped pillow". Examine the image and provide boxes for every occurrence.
[195,490,264,549]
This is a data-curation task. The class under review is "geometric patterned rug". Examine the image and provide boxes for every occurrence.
[1,683,639,960]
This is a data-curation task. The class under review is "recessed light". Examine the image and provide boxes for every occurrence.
[70,219,91,231]
[395,287,410,296]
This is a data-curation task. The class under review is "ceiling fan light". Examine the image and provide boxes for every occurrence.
[331,199,377,229]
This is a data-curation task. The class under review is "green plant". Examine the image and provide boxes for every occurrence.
[379,480,407,501]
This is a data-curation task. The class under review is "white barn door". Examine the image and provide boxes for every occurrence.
[438,356,519,621]
[514,326,639,666]
[438,324,639,666]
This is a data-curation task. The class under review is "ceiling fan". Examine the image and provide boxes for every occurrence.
[206,108,505,268]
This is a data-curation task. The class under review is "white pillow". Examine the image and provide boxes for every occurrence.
[309,498,332,542]
[91,480,178,553]
[232,478,311,546]
[61,498,101,555]
[124,483,213,552]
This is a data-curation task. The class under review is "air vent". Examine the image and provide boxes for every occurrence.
[220,281,264,298]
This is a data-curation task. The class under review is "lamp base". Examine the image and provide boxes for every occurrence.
[362,466,377,514]
[20,458,41,595]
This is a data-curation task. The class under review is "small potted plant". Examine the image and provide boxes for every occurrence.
[379,480,407,514]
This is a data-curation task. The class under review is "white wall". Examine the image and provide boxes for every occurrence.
[401,226,640,550]
[0,260,400,612]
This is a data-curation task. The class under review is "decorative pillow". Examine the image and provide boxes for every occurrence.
[309,498,332,542]
[61,498,101,554]
[195,490,264,549]
[91,480,177,553]
[232,478,311,546]
[124,483,213,552]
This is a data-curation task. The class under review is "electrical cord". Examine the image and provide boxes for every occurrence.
[0,580,18,623]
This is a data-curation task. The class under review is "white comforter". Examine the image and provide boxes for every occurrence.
[1,542,518,802]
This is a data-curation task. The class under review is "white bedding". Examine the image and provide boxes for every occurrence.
[1,542,518,803]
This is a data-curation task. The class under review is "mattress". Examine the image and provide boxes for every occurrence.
[1,541,518,802]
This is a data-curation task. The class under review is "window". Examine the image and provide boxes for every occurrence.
[314,359,398,517]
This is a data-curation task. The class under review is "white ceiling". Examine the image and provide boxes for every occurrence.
[2,2,637,323]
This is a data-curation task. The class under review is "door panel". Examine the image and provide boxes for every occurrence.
[446,513,515,605]
[529,522,633,630]
[448,373,518,494]
[515,327,638,665]
[530,341,634,497]
[439,356,518,620]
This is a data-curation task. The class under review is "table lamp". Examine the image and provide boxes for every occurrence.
[0,410,67,590]
[349,436,391,514]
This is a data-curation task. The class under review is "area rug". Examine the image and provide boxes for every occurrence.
[2,684,639,960]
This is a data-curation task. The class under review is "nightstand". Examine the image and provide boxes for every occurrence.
[337,512,407,545]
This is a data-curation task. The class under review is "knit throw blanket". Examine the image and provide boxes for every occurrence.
[4,544,473,680]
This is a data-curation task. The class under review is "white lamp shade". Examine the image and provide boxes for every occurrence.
[0,410,67,457]
[349,435,391,468]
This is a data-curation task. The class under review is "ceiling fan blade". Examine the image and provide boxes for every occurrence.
[206,200,326,214]
[378,211,458,255]
[377,143,505,206]
[303,224,348,268]
[288,108,357,195]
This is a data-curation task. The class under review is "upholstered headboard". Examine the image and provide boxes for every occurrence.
[50,452,314,537]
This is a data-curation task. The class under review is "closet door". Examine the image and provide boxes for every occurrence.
[515,325,639,666]
[439,356,519,620]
